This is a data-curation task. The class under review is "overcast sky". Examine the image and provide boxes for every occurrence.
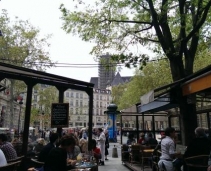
[1,0,135,82]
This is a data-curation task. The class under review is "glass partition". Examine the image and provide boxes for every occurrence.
[171,117,180,131]
[197,113,208,128]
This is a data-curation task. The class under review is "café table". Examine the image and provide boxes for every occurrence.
[72,162,98,171]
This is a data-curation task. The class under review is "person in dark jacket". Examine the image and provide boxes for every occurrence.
[183,127,211,171]
[145,133,158,147]
[105,131,109,160]
[184,127,211,158]
[38,133,58,162]
[44,135,77,171]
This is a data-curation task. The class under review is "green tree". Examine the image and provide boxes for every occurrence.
[60,0,211,144]
[37,86,58,129]
[0,10,54,129]
[113,59,172,110]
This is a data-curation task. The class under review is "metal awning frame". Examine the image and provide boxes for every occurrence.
[0,62,94,154]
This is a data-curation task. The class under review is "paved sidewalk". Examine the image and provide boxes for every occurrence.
[98,143,130,171]
[98,143,152,171]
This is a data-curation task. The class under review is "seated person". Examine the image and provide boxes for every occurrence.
[127,134,136,145]
[138,133,145,145]
[158,127,181,171]
[0,134,17,161]
[91,139,101,163]
[79,136,88,153]
[145,133,158,147]
[0,148,7,166]
[34,138,45,154]
[183,127,211,171]
[38,133,58,162]
[11,138,22,157]
[67,137,80,160]
[44,135,77,171]
[184,127,211,158]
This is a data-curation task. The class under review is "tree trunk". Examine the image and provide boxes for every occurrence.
[179,92,197,146]
[169,57,197,145]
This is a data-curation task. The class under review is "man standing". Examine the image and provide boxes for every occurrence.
[158,127,181,171]
[97,128,105,165]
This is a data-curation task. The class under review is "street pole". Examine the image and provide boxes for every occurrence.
[18,101,23,136]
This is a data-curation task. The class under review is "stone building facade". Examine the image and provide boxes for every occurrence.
[65,88,112,128]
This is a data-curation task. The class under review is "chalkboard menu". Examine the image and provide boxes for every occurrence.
[51,103,69,128]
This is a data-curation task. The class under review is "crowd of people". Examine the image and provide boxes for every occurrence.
[125,127,211,171]
[0,127,110,171]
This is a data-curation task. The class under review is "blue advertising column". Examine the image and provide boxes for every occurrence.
[104,104,120,142]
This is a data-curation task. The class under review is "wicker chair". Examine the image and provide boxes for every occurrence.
[121,144,129,164]
[184,155,209,171]
[0,160,21,171]
[7,156,24,163]
[129,144,141,165]
[30,158,44,168]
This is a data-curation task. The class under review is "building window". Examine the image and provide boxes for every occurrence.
[100,110,102,115]
[70,108,73,114]
[80,93,83,98]
[79,109,82,115]
[76,93,79,98]
[71,92,74,98]
[76,100,79,107]
[33,104,37,108]
[96,95,99,100]
[66,92,69,97]
[34,95,37,102]
[76,122,82,126]
[69,101,73,106]
[80,101,83,107]
[100,102,102,107]
[76,108,78,115]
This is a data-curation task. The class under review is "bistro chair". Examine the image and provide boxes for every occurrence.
[30,158,44,168]
[7,155,24,163]
[121,144,129,164]
[129,144,141,165]
[151,149,161,171]
[0,160,21,171]
[184,155,209,171]
[141,146,154,170]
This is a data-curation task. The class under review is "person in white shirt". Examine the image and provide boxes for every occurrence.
[158,127,181,171]
[0,148,7,166]
[97,128,106,165]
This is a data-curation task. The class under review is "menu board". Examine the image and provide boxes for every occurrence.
[51,103,69,128]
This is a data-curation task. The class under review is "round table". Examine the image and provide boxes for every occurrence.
[74,162,98,171]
